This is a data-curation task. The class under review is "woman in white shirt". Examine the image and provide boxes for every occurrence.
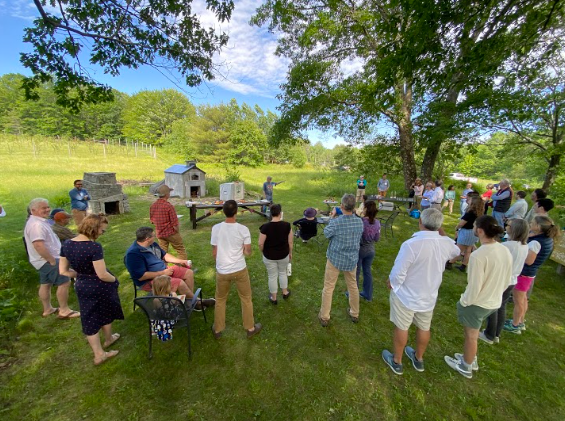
[481,219,529,344]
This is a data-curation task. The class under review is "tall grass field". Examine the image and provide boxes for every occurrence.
[0,135,564,420]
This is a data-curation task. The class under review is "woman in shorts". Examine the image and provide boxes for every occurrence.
[447,195,484,272]
[504,215,560,333]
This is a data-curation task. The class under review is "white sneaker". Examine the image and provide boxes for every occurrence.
[445,355,473,379]
[454,353,479,371]
[479,330,494,345]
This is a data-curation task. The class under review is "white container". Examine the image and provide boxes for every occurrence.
[287,263,292,276]
[219,182,245,201]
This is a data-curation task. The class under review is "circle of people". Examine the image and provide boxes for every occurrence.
[21,176,559,378]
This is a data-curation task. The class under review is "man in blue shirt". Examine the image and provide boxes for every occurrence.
[69,179,90,226]
[319,194,364,327]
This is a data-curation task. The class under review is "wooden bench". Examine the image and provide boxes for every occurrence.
[550,234,565,275]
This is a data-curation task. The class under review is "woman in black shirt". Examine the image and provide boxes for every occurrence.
[259,204,293,304]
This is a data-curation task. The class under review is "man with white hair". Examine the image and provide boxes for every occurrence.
[382,208,459,375]
[24,198,80,319]
[319,194,364,327]
[492,179,513,228]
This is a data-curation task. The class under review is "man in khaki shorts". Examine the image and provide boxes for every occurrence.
[382,208,459,375]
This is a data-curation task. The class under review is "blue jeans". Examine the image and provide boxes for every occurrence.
[356,246,375,301]
[492,210,505,228]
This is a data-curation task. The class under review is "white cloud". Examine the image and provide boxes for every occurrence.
[5,0,58,21]
[193,0,289,98]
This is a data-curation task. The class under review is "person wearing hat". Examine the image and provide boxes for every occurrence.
[292,208,319,243]
[150,184,187,260]
[47,208,65,226]
[51,211,77,241]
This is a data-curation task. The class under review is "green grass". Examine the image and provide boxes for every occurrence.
[1,136,565,420]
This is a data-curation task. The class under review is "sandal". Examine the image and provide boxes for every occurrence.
[58,310,81,320]
[42,308,59,318]
[94,350,119,366]
[103,333,121,348]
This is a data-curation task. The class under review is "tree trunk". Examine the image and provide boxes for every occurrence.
[543,153,561,191]
[420,87,460,181]
[396,82,417,191]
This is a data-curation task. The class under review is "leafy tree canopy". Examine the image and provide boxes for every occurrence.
[21,0,234,112]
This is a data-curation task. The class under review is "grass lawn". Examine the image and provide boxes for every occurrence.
[1,137,565,420]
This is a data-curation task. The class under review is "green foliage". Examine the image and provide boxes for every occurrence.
[20,0,234,111]
[122,90,196,144]
[223,164,241,182]
[226,120,267,167]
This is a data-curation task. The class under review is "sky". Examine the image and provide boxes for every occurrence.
[0,0,345,147]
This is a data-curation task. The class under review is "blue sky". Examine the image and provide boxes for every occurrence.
[0,0,346,147]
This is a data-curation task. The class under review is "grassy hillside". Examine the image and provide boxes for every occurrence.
[0,136,564,420]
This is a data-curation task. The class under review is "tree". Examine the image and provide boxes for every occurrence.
[122,90,195,144]
[22,0,234,111]
[253,0,564,188]
[470,50,565,191]
[226,120,268,166]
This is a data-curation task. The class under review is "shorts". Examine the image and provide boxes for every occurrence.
[389,290,434,331]
[515,275,535,292]
[456,228,478,246]
[141,265,188,292]
[457,301,496,329]
[38,259,70,286]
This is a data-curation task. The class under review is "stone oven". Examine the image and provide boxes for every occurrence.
[82,172,130,215]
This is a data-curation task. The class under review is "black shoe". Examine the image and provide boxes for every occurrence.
[202,298,216,308]
[269,295,278,305]
[457,264,467,273]
[283,290,291,300]
[247,323,262,338]
[445,262,453,270]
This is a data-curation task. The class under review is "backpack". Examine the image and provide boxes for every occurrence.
[409,209,420,219]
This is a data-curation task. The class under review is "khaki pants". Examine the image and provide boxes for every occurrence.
[356,188,365,203]
[319,260,359,321]
[158,232,187,260]
[72,209,86,226]
[214,268,255,332]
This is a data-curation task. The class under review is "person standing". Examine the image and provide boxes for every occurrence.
[356,175,367,204]
[263,176,283,203]
[444,215,512,379]
[318,194,364,327]
[382,209,460,375]
[69,179,90,226]
[356,200,381,302]
[211,200,262,339]
[411,178,424,210]
[150,184,187,260]
[51,211,76,241]
[480,219,529,344]
[491,179,513,228]
[421,182,434,210]
[24,198,81,319]
[258,204,293,304]
[430,180,444,210]
[481,184,494,214]
[524,188,547,224]
[378,173,390,197]
[442,185,456,214]
[504,191,528,221]
[460,183,474,215]
[59,214,124,365]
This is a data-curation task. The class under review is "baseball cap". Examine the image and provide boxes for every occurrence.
[54,211,72,222]
[157,185,174,197]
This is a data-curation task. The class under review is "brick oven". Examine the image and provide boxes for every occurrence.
[82,172,130,215]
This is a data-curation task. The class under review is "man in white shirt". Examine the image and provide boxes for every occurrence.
[382,208,459,375]
[211,200,262,339]
[430,180,444,211]
[504,190,528,221]
[23,198,80,319]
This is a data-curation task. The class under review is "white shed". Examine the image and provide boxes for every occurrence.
[164,160,207,198]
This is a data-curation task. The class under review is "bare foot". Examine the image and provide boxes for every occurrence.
[42,308,59,318]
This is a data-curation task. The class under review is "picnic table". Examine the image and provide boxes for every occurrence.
[367,195,414,212]
[185,200,269,229]
[322,200,338,213]
[550,233,565,275]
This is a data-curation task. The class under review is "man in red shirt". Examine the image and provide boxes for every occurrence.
[150,185,187,260]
